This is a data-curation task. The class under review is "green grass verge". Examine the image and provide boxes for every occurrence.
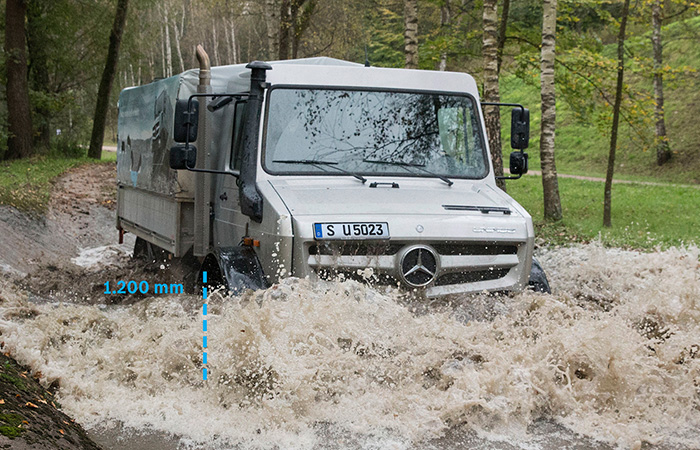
[509,175,700,249]
[0,155,113,214]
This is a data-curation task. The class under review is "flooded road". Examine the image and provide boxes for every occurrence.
[0,165,698,449]
[0,243,698,449]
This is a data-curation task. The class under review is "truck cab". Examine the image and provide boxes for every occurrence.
[117,51,545,297]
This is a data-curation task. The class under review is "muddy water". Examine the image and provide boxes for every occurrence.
[0,244,698,449]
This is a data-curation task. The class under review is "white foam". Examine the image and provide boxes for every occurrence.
[0,243,698,448]
[71,245,131,269]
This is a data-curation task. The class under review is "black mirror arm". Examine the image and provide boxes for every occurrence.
[495,173,523,181]
[480,101,525,113]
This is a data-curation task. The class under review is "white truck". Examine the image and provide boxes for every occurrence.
[116,47,549,297]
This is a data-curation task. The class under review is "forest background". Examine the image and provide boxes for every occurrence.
[1,0,699,242]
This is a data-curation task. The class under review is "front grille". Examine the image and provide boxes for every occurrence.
[431,242,518,256]
[309,241,402,256]
[434,268,510,286]
[316,268,399,286]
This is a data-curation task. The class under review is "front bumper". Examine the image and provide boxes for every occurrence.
[292,215,534,297]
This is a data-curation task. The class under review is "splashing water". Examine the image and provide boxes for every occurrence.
[0,243,698,449]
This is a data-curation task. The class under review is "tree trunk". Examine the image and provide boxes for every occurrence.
[4,0,34,160]
[279,0,291,59]
[27,0,51,151]
[212,19,220,66]
[603,0,631,228]
[160,23,166,77]
[88,0,130,160]
[163,4,173,77]
[230,18,239,64]
[172,15,185,73]
[404,0,418,69]
[652,0,671,165]
[496,0,510,74]
[265,0,280,60]
[437,1,451,71]
[482,0,505,191]
[292,0,316,59]
[539,0,562,221]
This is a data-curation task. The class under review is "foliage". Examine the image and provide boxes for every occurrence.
[500,14,700,184]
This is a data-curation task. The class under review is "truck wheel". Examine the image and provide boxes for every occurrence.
[528,257,551,294]
[199,254,226,292]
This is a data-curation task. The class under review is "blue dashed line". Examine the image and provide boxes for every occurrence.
[202,271,208,381]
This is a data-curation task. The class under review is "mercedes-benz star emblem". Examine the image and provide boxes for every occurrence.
[399,245,438,287]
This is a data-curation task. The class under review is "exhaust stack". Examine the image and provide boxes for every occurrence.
[193,45,212,256]
[196,44,211,87]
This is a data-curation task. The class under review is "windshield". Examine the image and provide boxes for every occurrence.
[263,88,488,179]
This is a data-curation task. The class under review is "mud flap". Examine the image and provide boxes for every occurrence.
[528,257,551,294]
[215,246,269,294]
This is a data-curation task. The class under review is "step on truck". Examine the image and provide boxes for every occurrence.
[116,46,549,297]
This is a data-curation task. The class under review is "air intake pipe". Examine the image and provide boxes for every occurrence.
[239,61,272,223]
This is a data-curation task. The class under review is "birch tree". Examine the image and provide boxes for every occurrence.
[540,0,562,221]
[265,0,280,59]
[603,0,632,227]
[162,3,173,77]
[652,0,671,165]
[404,0,419,69]
[437,1,451,71]
[482,0,505,191]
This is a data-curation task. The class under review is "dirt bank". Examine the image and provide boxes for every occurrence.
[0,352,100,449]
[0,163,121,277]
[0,163,125,449]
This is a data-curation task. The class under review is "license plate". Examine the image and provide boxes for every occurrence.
[313,222,390,240]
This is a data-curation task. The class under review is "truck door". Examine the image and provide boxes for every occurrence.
[213,100,247,248]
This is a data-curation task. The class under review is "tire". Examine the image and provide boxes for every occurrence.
[528,257,551,294]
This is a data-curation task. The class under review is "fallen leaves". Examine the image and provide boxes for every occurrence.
[25,401,38,409]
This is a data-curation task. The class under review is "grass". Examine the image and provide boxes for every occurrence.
[0,154,113,214]
[509,174,700,249]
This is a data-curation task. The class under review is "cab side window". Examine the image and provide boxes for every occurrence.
[231,100,247,171]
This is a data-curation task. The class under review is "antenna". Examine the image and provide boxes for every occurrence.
[364,44,370,67]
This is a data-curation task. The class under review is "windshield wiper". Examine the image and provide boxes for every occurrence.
[273,159,367,184]
[363,159,453,186]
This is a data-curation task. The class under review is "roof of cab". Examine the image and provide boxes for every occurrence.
[178,57,478,99]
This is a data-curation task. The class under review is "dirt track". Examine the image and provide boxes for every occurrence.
[0,164,123,448]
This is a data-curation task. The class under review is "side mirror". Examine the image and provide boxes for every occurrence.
[510,108,530,149]
[509,151,529,175]
[169,144,197,170]
[173,99,199,143]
